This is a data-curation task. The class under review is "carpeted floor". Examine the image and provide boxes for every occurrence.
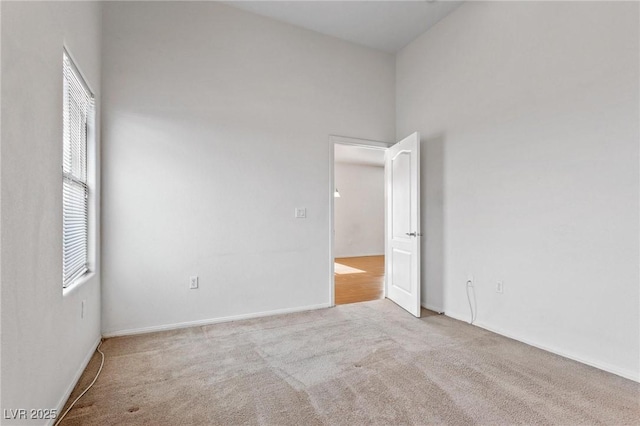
[60,300,639,425]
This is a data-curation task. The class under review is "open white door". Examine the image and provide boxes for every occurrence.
[385,132,421,317]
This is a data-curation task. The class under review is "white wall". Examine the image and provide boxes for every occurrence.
[334,162,384,258]
[1,0,102,420]
[101,2,395,335]
[397,1,639,380]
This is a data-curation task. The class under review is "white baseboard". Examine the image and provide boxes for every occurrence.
[334,253,384,259]
[445,310,639,383]
[102,303,332,338]
[50,335,101,426]
[421,303,444,314]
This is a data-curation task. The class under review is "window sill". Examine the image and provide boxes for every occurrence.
[63,271,96,297]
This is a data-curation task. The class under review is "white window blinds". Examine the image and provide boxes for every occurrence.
[63,52,94,287]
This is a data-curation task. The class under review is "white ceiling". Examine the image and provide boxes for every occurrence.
[224,1,463,53]
[335,144,385,167]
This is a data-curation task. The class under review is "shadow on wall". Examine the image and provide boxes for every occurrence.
[421,133,445,312]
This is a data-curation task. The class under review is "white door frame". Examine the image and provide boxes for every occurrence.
[329,135,392,306]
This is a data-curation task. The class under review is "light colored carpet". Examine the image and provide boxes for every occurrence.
[61,300,639,425]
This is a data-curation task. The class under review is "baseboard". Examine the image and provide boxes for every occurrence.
[421,303,444,314]
[445,310,639,383]
[102,303,332,338]
[334,253,384,259]
[50,335,101,426]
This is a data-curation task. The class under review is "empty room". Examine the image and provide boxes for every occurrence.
[1,1,639,425]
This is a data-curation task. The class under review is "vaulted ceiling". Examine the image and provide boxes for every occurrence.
[224,1,463,53]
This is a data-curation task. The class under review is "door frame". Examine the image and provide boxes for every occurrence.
[329,135,392,306]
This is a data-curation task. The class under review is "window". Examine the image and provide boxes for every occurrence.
[62,51,94,287]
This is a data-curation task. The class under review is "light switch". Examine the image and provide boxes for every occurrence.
[190,276,199,289]
[295,208,307,219]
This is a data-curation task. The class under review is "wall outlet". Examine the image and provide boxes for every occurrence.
[295,207,306,219]
[496,281,504,294]
[190,276,199,289]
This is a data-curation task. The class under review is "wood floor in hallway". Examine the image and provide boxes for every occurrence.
[334,255,384,305]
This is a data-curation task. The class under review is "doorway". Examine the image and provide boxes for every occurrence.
[330,133,422,317]
[330,136,390,305]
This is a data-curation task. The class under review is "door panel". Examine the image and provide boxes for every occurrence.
[391,151,411,239]
[391,248,412,293]
[385,132,421,317]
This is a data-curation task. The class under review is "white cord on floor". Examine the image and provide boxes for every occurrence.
[466,280,477,324]
[54,340,105,426]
